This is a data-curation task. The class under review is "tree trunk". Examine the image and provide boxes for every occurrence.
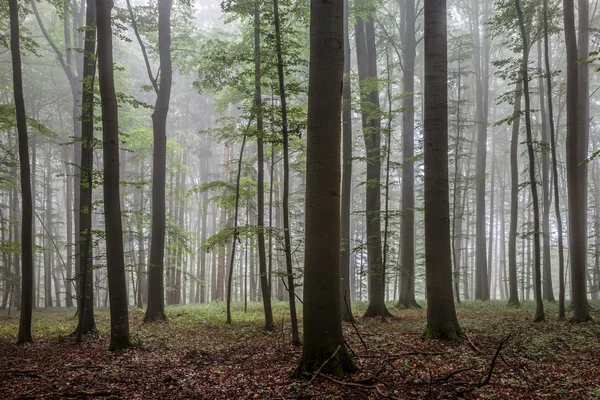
[76,0,97,336]
[563,0,590,322]
[508,79,522,307]
[273,0,300,344]
[144,0,173,322]
[537,41,554,302]
[340,0,354,322]
[515,0,544,322]
[355,15,389,318]
[293,0,356,375]
[398,0,420,309]
[10,0,34,343]
[96,0,131,349]
[422,0,460,339]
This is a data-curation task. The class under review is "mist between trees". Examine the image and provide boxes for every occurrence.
[1,0,600,396]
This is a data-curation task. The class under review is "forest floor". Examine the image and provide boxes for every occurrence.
[1,300,600,399]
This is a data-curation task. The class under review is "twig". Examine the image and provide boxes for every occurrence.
[345,294,368,352]
[456,333,512,395]
[432,366,473,382]
[63,365,104,371]
[308,345,340,384]
[465,329,482,354]
[479,333,511,386]
[280,277,303,304]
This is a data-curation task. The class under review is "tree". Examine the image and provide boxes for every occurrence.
[9,0,34,345]
[124,0,174,322]
[96,0,131,350]
[422,0,460,340]
[563,0,590,323]
[508,78,522,307]
[398,0,420,310]
[293,0,356,376]
[254,4,274,331]
[340,0,353,322]
[543,0,565,319]
[76,0,97,337]
[273,0,300,345]
[514,0,544,322]
[472,0,491,301]
[355,12,389,318]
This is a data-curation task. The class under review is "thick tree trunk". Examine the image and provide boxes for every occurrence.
[96,0,130,350]
[293,0,355,375]
[422,0,460,339]
[563,0,590,322]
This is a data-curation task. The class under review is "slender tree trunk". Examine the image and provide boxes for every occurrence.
[10,0,34,343]
[515,0,544,321]
[144,0,173,322]
[340,0,354,322]
[356,15,389,318]
[508,79,522,307]
[537,41,555,302]
[76,0,97,336]
[399,0,420,309]
[96,0,131,349]
[273,0,300,343]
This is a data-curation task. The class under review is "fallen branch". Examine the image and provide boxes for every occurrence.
[432,366,473,382]
[63,364,104,371]
[479,333,511,386]
[465,329,482,354]
[345,294,368,352]
[456,333,512,395]
[308,345,341,384]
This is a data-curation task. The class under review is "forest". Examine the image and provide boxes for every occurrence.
[1,0,600,398]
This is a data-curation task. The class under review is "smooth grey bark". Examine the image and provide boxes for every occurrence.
[133,0,173,321]
[508,79,522,307]
[96,0,131,350]
[273,0,300,344]
[293,0,356,375]
[563,0,590,322]
[10,0,34,344]
[537,41,554,302]
[254,5,274,330]
[422,0,460,339]
[76,0,97,336]
[398,0,420,309]
[515,0,544,322]
[340,0,354,322]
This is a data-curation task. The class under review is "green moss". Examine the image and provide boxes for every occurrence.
[292,346,358,379]
[422,322,461,340]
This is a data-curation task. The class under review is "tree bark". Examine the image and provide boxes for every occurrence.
[515,0,544,322]
[422,0,460,340]
[145,0,173,321]
[96,0,131,350]
[293,0,356,375]
[508,79,522,307]
[563,0,590,322]
[10,0,34,344]
[76,0,97,336]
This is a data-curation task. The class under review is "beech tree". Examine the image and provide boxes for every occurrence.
[96,0,131,350]
[10,0,34,345]
[422,0,460,340]
[294,0,355,376]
